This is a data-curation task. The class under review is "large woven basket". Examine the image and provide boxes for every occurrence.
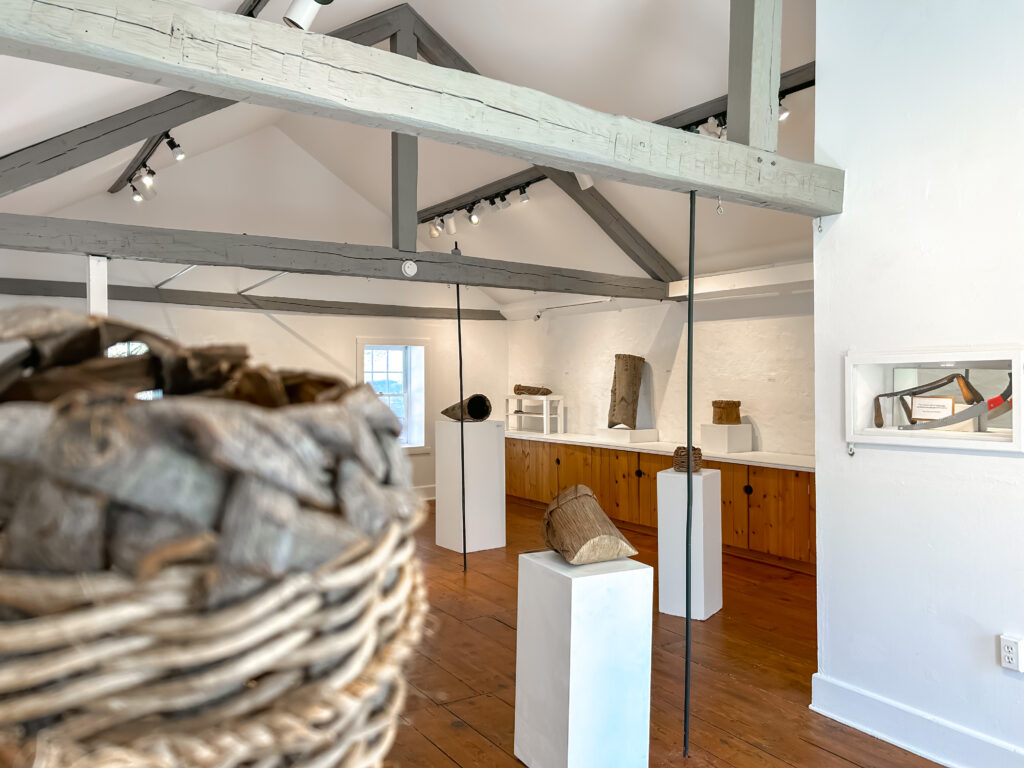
[0,308,427,768]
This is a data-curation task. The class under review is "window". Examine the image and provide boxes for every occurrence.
[360,342,426,448]
[106,341,163,400]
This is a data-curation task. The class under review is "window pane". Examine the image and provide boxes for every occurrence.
[388,349,405,372]
[369,376,389,395]
[363,349,373,374]
[372,349,388,369]
[390,396,406,418]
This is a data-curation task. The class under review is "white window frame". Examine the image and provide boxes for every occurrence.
[357,337,430,454]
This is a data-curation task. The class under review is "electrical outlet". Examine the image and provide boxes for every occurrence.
[1000,635,1022,672]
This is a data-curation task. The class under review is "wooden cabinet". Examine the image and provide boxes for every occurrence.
[504,437,816,568]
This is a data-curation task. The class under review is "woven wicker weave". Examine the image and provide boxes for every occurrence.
[672,445,703,472]
[0,308,428,768]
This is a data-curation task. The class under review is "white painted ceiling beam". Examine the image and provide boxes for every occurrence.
[0,0,843,217]
[727,0,783,151]
[668,261,812,300]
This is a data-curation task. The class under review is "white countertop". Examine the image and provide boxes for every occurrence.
[505,430,814,472]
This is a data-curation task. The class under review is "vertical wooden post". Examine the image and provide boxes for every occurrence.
[727,0,783,151]
[86,254,108,316]
[391,26,419,252]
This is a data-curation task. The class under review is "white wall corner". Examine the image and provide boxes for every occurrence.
[811,674,1024,768]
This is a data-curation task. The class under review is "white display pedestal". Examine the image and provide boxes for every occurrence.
[434,420,506,553]
[656,468,723,620]
[594,427,660,444]
[515,551,652,768]
[700,423,752,453]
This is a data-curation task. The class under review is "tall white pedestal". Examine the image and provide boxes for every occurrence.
[700,423,752,453]
[514,551,652,768]
[656,468,723,620]
[434,420,506,553]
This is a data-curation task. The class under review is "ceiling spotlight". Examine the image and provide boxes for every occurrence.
[165,135,186,162]
[518,186,530,204]
[138,166,156,188]
[444,214,457,235]
[778,100,790,121]
[498,194,510,210]
[574,173,594,190]
[130,184,144,203]
[467,206,480,225]
[283,0,333,30]
[432,217,444,233]
[488,198,500,213]
[132,172,157,200]
[428,222,440,238]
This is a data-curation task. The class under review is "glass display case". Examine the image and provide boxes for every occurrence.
[845,349,1020,453]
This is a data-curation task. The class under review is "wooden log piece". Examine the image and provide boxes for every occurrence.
[712,400,742,425]
[513,385,552,396]
[543,485,638,565]
[441,394,492,422]
[607,353,645,429]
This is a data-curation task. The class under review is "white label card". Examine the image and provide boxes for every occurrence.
[910,396,955,420]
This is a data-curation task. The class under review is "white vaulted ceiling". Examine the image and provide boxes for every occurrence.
[0,0,817,309]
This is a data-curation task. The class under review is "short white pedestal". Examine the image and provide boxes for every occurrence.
[700,423,752,453]
[434,420,506,553]
[656,469,722,620]
[514,551,652,768]
[595,427,660,444]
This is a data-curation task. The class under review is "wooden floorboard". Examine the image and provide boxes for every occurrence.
[397,498,939,767]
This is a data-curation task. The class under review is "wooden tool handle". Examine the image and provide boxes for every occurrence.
[873,396,884,428]
[899,396,917,425]
[955,374,984,404]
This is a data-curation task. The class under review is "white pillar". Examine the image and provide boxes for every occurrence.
[656,467,723,620]
[515,551,653,768]
[86,255,108,316]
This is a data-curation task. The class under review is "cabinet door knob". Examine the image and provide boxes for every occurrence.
[743,484,753,495]
[555,458,561,465]
[635,469,644,478]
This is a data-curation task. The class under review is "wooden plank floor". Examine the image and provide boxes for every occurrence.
[386,499,939,768]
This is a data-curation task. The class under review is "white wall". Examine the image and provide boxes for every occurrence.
[507,296,814,454]
[813,3,1024,766]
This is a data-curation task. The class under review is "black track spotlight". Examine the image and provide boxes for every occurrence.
[165,135,186,161]
[284,0,334,30]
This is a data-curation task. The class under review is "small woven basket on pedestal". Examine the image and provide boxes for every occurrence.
[0,307,427,768]
[672,445,703,472]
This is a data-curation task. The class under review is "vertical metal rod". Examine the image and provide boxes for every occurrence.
[456,283,468,573]
[684,189,696,757]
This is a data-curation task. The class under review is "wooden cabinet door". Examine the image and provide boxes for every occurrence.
[637,452,674,528]
[702,460,750,549]
[552,443,592,496]
[808,473,816,563]
[521,440,557,503]
[504,438,525,498]
[749,467,815,563]
[591,447,640,524]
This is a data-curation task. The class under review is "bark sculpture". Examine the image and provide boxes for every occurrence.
[513,384,552,396]
[441,393,492,421]
[712,399,742,425]
[0,306,426,768]
[607,353,645,429]
[544,484,638,565]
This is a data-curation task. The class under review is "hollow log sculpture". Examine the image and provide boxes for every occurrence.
[0,306,426,768]
[607,353,645,429]
[712,399,742,425]
[513,384,552,396]
[441,393,492,421]
[673,445,703,472]
[544,485,638,565]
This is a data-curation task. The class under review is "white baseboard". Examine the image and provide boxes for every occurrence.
[811,674,1024,768]
[415,484,435,501]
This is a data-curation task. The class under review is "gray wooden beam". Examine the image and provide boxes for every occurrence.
[0,5,411,199]
[0,213,670,301]
[419,62,816,225]
[727,0,783,151]
[402,11,678,280]
[540,166,681,282]
[105,5,412,194]
[391,24,419,252]
[0,277,505,320]
[0,92,232,198]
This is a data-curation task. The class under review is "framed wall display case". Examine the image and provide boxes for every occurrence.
[845,349,1021,453]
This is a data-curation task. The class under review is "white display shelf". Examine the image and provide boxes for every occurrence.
[845,348,1021,453]
[505,394,566,435]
